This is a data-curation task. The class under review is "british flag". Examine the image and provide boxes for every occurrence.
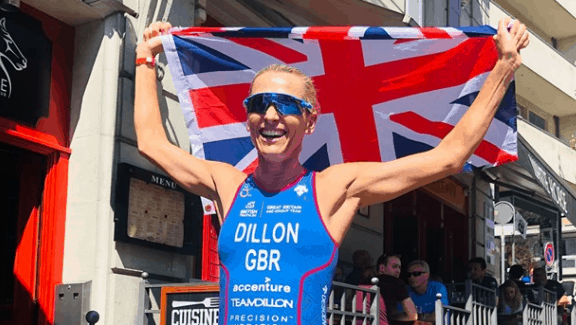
[161,25,517,181]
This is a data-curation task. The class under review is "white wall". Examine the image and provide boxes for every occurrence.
[64,0,198,323]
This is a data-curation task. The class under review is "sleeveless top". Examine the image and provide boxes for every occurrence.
[218,170,339,325]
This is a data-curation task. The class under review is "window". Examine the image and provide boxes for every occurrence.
[562,238,576,255]
[529,111,547,130]
[516,104,527,119]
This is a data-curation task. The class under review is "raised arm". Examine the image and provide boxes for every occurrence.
[134,22,245,206]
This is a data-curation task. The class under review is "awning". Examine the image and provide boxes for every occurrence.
[488,135,576,225]
[516,136,576,223]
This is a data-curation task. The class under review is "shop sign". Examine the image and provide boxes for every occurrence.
[515,211,527,239]
[0,12,52,125]
[422,177,466,212]
[528,154,568,215]
[518,139,576,224]
[161,284,219,325]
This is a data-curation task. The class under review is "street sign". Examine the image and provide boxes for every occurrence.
[515,211,527,239]
[544,242,555,267]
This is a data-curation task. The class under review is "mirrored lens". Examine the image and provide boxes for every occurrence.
[244,93,311,116]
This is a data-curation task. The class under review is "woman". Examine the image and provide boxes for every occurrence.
[498,280,524,325]
[134,19,528,325]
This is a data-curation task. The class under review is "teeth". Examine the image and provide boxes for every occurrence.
[261,130,284,136]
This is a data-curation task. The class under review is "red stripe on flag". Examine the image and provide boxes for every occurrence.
[389,111,517,165]
[228,38,308,64]
[419,27,452,39]
[242,159,259,174]
[303,27,352,40]
[190,84,250,128]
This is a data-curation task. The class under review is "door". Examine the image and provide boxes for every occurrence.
[0,142,46,325]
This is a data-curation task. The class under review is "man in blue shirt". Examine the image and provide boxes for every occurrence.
[406,260,448,322]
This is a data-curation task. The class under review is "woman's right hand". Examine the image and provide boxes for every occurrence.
[136,21,173,57]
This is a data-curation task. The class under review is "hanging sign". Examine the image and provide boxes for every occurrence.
[161,283,219,325]
[544,242,555,267]
[0,12,52,125]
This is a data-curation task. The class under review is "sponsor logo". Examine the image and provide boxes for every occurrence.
[228,314,292,325]
[321,286,328,325]
[245,201,255,209]
[265,205,302,214]
[230,298,294,309]
[0,18,28,99]
[232,277,291,293]
[294,184,308,197]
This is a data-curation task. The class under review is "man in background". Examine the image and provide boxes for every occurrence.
[346,250,373,285]
[374,254,418,324]
[406,260,449,322]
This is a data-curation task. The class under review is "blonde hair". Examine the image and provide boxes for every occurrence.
[498,280,522,311]
[249,64,320,114]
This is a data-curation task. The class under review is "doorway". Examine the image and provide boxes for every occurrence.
[0,142,46,325]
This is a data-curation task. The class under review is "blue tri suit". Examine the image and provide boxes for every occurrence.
[218,170,339,325]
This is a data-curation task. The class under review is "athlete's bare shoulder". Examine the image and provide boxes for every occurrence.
[208,161,248,218]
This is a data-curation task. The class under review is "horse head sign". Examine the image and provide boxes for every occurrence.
[0,12,52,126]
[0,17,28,98]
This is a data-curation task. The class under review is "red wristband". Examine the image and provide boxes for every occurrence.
[135,57,156,67]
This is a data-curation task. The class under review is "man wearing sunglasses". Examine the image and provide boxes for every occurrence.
[134,18,528,325]
[406,260,449,322]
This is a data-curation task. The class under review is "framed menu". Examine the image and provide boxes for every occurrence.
[114,163,203,254]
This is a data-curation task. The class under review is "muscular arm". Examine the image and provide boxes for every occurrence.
[134,23,245,213]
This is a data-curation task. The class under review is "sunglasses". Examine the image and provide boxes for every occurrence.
[243,92,313,116]
[407,271,426,278]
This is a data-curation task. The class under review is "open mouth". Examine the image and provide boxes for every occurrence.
[259,129,286,139]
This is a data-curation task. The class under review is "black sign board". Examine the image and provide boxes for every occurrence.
[114,163,204,255]
[161,284,219,325]
[517,137,576,224]
[0,12,52,126]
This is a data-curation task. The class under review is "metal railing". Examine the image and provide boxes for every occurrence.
[436,293,472,325]
[136,274,379,325]
[445,279,497,325]
[520,286,557,325]
[327,281,380,325]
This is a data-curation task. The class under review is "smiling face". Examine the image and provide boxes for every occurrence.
[247,71,317,162]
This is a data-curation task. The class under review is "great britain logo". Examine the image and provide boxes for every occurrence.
[0,18,27,99]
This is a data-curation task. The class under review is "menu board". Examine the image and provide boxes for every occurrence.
[114,163,203,255]
[127,178,185,247]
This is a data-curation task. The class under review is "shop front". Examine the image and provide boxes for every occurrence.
[0,4,74,324]
[483,135,576,280]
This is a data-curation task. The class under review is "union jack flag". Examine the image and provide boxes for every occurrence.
[161,25,517,182]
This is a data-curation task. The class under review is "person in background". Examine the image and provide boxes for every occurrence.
[469,257,498,291]
[533,266,570,325]
[346,250,373,285]
[372,254,418,324]
[532,267,568,304]
[497,280,524,325]
[406,260,449,322]
[504,264,527,290]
